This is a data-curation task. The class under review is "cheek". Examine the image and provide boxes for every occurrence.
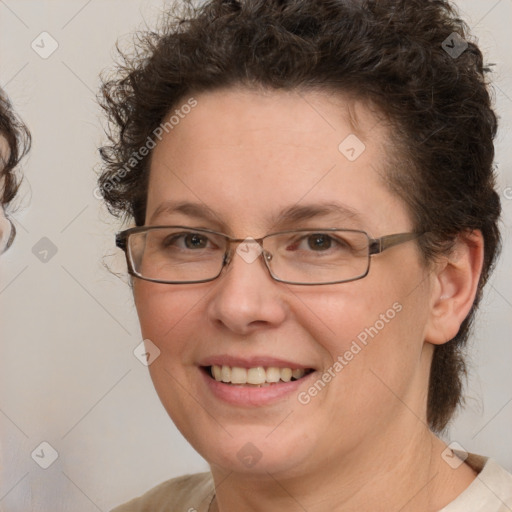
[292,277,404,357]
[133,281,210,370]
[135,281,200,337]
[296,264,430,400]
[132,281,212,430]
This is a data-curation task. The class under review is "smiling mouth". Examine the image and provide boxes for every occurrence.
[204,365,314,387]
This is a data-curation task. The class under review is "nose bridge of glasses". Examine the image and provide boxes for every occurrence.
[223,235,269,267]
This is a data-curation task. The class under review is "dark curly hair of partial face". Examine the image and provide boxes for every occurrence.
[0,89,31,207]
[98,0,501,432]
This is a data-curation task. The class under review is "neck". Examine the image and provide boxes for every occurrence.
[209,427,476,512]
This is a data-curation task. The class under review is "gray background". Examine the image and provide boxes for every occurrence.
[0,0,511,510]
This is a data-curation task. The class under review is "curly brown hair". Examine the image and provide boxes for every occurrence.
[98,0,501,432]
[0,89,30,208]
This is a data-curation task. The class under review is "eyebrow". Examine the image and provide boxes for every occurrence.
[148,200,364,230]
[149,200,222,226]
[272,203,363,227]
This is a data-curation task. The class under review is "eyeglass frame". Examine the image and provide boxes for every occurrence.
[116,225,424,286]
[0,217,16,255]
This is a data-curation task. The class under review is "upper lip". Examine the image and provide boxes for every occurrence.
[199,355,314,370]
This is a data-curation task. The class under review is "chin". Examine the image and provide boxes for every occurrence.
[183,423,316,477]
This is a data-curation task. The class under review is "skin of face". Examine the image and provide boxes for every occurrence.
[133,88,483,510]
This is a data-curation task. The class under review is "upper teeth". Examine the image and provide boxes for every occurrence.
[211,365,307,385]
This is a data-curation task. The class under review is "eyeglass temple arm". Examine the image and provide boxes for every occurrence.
[369,232,422,255]
[115,233,127,251]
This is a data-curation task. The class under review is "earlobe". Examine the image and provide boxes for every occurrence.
[425,230,484,346]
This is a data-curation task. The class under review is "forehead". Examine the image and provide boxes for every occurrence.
[147,87,411,234]
[158,87,383,151]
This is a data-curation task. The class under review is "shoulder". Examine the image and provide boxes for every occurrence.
[441,453,512,512]
[110,472,214,512]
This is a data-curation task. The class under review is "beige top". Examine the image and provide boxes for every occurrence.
[111,472,214,512]
[111,454,512,511]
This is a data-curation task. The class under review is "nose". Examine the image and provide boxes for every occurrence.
[206,245,287,335]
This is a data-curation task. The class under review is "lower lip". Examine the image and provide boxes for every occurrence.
[201,368,315,407]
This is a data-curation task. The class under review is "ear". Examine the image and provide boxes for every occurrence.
[424,230,484,346]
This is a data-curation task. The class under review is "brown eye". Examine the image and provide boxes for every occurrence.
[184,233,208,249]
[307,234,332,251]
[160,232,212,250]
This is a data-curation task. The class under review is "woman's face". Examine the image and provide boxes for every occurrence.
[134,88,435,478]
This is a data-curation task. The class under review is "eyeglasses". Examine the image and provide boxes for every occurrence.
[116,226,423,286]
[0,216,16,255]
